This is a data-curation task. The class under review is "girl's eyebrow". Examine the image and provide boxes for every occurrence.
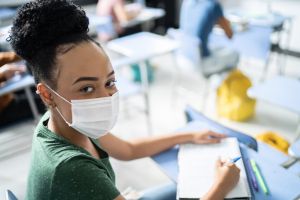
[72,70,114,85]
[72,77,98,85]
[107,70,115,77]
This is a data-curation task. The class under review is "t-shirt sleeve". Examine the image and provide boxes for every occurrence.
[212,1,224,19]
[51,157,120,200]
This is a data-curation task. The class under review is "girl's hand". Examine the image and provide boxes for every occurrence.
[214,158,240,195]
[191,130,226,144]
[202,158,240,200]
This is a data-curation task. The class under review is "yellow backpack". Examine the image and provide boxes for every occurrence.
[217,69,256,121]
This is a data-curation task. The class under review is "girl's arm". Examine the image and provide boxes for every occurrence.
[98,131,226,161]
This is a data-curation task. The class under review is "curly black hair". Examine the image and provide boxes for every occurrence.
[8,0,93,88]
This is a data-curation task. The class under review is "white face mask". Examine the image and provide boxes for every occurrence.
[46,85,119,139]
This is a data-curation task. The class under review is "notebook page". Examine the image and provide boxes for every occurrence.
[177,137,250,199]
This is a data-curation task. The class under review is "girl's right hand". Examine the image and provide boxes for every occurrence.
[213,158,240,196]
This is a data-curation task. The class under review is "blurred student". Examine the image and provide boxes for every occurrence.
[180,0,239,76]
[97,0,154,83]
[96,0,142,41]
[0,52,45,127]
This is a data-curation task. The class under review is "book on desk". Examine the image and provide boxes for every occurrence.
[177,138,251,200]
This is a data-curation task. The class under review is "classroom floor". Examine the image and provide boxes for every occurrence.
[1,0,300,199]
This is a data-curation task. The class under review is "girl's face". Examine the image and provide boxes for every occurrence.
[40,41,118,124]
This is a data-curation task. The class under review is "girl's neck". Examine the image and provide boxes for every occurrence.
[48,111,91,149]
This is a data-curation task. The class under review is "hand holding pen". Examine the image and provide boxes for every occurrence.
[212,156,241,196]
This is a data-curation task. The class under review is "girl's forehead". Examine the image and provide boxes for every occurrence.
[55,42,112,82]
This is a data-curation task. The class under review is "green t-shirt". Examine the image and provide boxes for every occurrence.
[25,112,120,200]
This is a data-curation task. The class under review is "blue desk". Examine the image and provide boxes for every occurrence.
[152,121,300,200]
[248,76,300,140]
[248,76,300,114]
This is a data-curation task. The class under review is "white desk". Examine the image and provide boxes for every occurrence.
[107,32,179,134]
[0,186,6,200]
[107,32,179,91]
[248,76,300,140]
[108,32,179,59]
[120,7,165,29]
[87,14,112,36]
[87,7,165,36]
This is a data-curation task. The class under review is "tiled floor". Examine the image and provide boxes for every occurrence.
[1,0,300,199]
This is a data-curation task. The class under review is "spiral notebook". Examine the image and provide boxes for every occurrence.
[177,138,251,199]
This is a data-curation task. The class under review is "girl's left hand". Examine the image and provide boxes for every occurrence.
[191,130,227,144]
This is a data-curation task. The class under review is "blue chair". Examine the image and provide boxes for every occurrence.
[166,28,237,111]
[167,28,236,78]
[166,28,202,70]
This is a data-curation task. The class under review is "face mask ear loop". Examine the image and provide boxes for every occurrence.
[44,84,71,104]
[55,107,72,126]
[45,84,72,126]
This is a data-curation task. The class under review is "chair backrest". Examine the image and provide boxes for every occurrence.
[6,190,18,200]
[166,28,202,66]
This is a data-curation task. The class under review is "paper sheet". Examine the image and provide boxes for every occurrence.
[177,138,251,199]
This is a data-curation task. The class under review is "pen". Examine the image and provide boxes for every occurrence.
[250,159,269,195]
[224,156,241,166]
[230,156,241,163]
[246,158,259,192]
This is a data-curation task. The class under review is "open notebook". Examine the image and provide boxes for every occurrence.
[177,138,251,199]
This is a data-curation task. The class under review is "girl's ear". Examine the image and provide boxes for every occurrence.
[36,83,56,108]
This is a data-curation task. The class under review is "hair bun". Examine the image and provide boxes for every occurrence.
[9,0,89,61]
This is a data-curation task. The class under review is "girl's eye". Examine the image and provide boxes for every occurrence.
[80,86,94,93]
[106,79,117,88]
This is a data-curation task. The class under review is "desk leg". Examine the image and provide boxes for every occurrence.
[139,61,152,135]
[24,87,40,123]
[170,51,181,104]
[260,54,270,82]
[279,18,293,75]
[141,20,153,32]
[295,115,300,141]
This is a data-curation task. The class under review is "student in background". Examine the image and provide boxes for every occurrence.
[0,52,45,128]
[0,52,20,66]
[9,1,240,199]
[96,0,142,41]
[180,0,239,76]
[97,0,154,83]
